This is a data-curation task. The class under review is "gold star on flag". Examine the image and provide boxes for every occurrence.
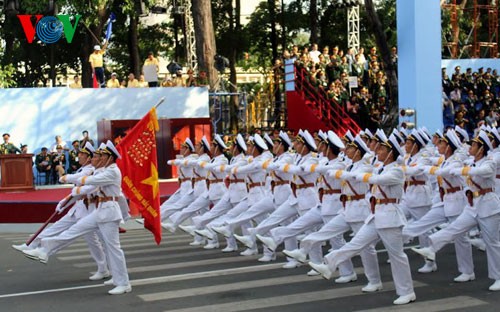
[141,163,159,198]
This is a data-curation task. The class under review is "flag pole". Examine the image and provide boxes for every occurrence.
[154,97,165,109]
[26,210,59,246]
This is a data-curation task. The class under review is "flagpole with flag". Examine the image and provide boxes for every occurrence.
[116,98,165,244]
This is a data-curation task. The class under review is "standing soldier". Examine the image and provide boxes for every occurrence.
[1,133,21,154]
[311,133,416,305]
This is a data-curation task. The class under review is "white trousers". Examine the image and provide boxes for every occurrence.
[169,196,215,227]
[159,189,183,219]
[404,205,432,248]
[41,213,129,287]
[226,196,274,233]
[402,207,474,275]
[325,221,413,296]
[162,191,196,221]
[32,212,107,274]
[312,215,379,284]
[430,211,500,280]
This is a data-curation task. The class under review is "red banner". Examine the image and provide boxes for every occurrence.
[92,72,99,88]
[116,108,161,244]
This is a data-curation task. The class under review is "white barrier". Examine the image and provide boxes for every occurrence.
[0,87,209,150]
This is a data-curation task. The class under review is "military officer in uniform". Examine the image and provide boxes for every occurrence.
[35,147,53,185]
[413,130,500,291]
[1,133,21,154]
[310,133,416,305]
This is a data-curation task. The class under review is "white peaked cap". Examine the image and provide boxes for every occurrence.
[201,135,210,151]
[327,130,345,149]
[363,128,373,139]
[343,130,355,143]
[105,140,121,159]
[253,133,269,151]
[409,129,425,147]
[279,131,292,148]
[81,141,95,156]
[489,127,500,144]
[391,129,404,144]
[444,129,461,150]
[454,125,469,142]
[374,129,386,143]
[301,130,318,151]
[399,127,409,139]
[473,130,494,151]
[387,134,404,156]
[417,129,430,144]
[214,134,228,150]
[318,129,328,141]
[235,134,247,152]
[184,138,195,152]
[96,142,107,153]
[263,133,274,149]
[350,134,370,154]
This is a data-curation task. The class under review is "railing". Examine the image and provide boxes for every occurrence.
[293,64,361,134]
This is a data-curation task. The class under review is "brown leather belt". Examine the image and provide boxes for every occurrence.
[374,198,399,205]
[178,177,191,183]
[209,178,224,184]
[443,186,462,194]
[405,180,426,186]
[496,175,500,179]
[229,178,245,184]
[247,182,265,189]
[294,182,315,190]
[341,194,365,202]
[323,189,342,195]
[472,188,494,197]
[193,177,206,183]
[273,180,290,186]
[369,197,399,213]
[96,196,117,206]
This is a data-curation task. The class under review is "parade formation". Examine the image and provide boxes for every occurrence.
[8,124,500,306]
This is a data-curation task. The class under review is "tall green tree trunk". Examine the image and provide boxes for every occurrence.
[128,15,141,77]
[364,0,398,129]
[192,0,218,89]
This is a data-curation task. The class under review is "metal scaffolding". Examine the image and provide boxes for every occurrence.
[347,5,360,51]
[442,0,498,58]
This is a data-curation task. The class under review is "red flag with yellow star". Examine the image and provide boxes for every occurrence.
[116,108,161,244]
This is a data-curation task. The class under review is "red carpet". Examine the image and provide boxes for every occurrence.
[0,181,179,223]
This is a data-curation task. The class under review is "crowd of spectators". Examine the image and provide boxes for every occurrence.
[442,65,500,136]
[281,43,398,132]
[33,131,95,185]
[69,50,209,89]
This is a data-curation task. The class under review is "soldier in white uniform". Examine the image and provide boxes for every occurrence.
[211,132,293,260]
[24,141,132,295]
[399,129,434,273]
[208,134,272,256]
[162,137,211,235]
[148,138,197,223]
[404,130,474,282]
[233,131,297,262]
[256,130,320,268]
[166,135,228,249]
[283,131,359,281]
[183,134,248,252]
[413,130,500,291]
[13,143,109,281]
[286,134,382,288]
[310,133,416,306]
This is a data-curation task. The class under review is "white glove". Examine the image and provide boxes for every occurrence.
[167,160,174,165]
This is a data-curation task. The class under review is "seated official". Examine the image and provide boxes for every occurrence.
[35,147,52,184]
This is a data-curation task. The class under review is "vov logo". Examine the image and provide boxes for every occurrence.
[17,15,81,44]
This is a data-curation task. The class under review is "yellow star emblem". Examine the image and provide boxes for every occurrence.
[141,163,159,199]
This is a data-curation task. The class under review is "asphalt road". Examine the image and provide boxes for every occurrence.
[0,223,498,312]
